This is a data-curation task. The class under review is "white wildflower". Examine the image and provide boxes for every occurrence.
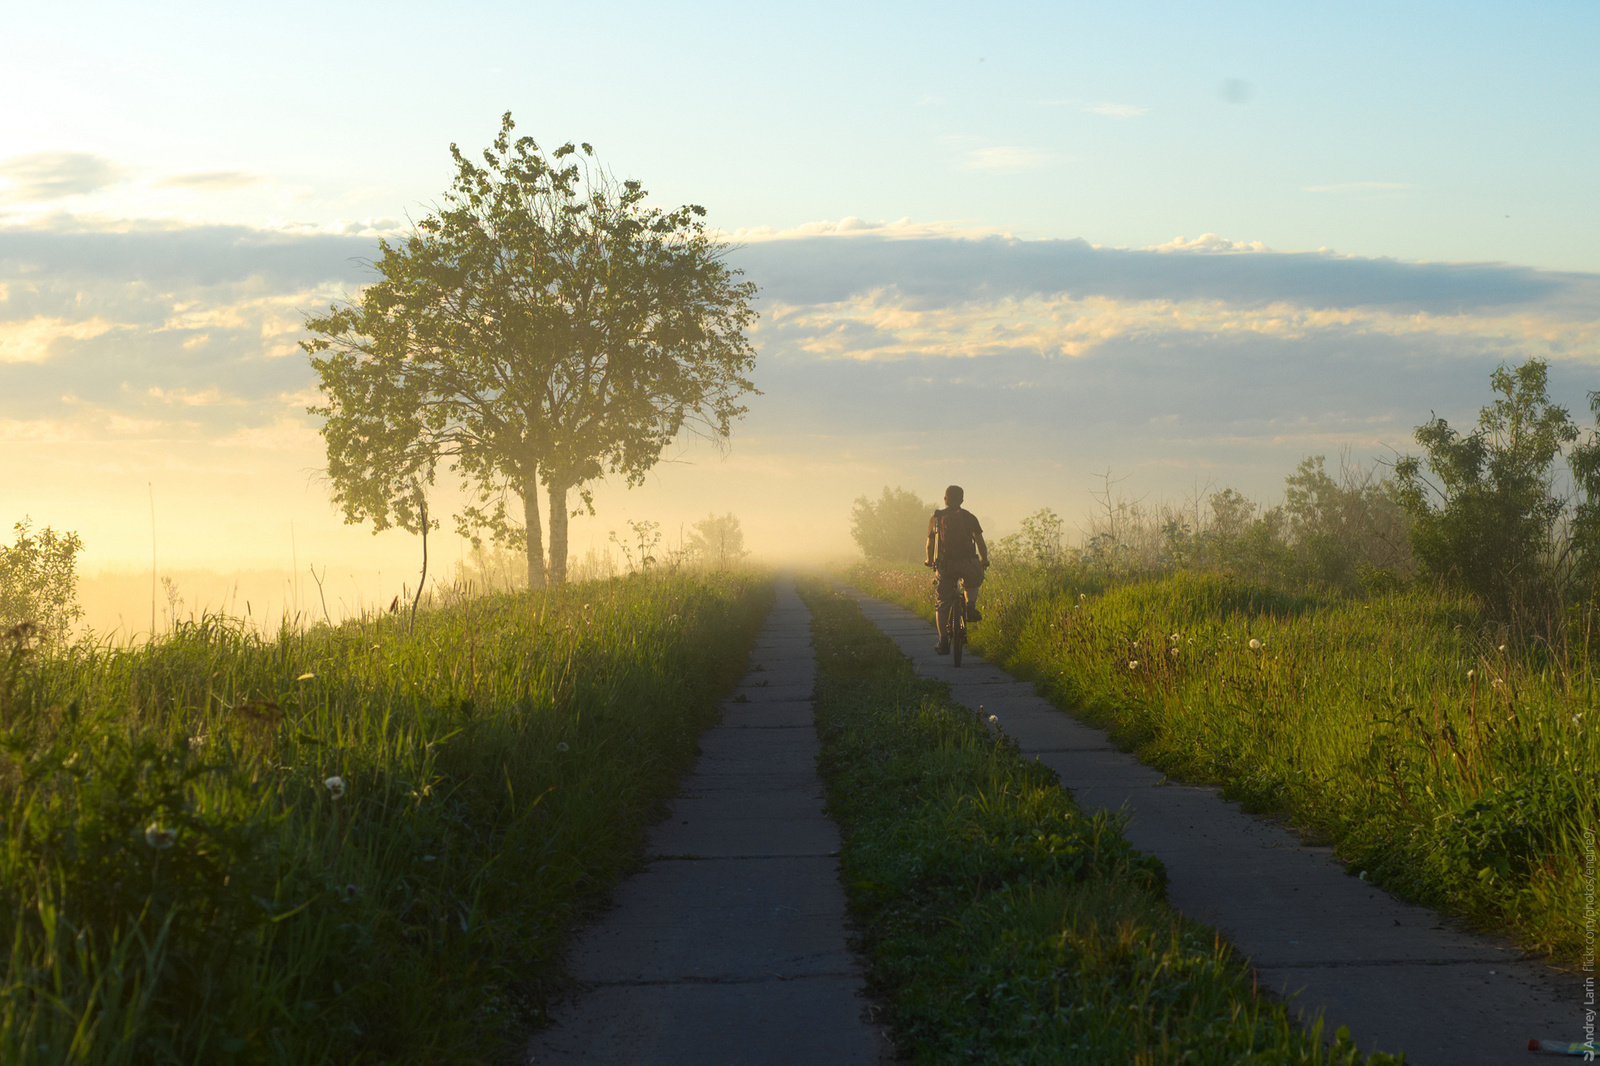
[1128,660,1139,670]
[1169,647,1179,657]
[144,824,176,849]
[324,775,346,800]
[988,715,999,724]
[556,742,569,753]
[1497,644,1507,652]
[1248,638,1262,651]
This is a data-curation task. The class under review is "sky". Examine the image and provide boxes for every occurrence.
[3,0,1598,625]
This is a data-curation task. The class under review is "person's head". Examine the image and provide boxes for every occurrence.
[945,485,964,508]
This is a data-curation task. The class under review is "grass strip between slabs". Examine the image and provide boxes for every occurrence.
[798,576,1401,1065]
[0,571,773,1066]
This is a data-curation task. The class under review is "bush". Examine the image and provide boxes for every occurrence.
[0,518,83,642]
[1395,359,1581,623]
[849,486,931,563]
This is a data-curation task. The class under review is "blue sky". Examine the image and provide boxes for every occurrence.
[2,0,1597,586]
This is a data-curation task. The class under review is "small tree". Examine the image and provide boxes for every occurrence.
[1395,359,1578,618]
[685,513,748,569]
[1283,455,1413,591]
[0,518,84,642]
[850,487,932,564]
[305,113,758,588]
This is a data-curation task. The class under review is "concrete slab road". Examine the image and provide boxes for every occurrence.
[526,579,890,1066]
[838,584,1579,1066]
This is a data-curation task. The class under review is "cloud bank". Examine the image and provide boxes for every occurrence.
[2,215,1594,529]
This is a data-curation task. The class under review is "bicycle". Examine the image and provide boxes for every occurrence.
[927,560,969,667]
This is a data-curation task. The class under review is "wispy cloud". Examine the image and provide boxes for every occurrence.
[0,316,119,364]
[154,170,263,192]
[964,146,1047,173]
[1083,102,1148,118]
[0,152,127,202]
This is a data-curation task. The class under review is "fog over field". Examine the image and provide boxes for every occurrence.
[2,1,1596,634]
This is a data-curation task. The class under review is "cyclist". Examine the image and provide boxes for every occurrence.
[924,485,990,655]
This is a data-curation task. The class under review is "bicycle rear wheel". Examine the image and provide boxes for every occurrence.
[952,612,965,667]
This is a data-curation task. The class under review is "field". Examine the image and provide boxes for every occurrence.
[0,571,771,1065]
[845,563,1597,965]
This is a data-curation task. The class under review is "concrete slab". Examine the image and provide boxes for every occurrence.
[720,701,816,729]
[647,791,839,858]
[836,582,1576,1066]
[732,681,814,702]
[566,855,857,982]
[526,977,885,1066]
[527,579,889,1065]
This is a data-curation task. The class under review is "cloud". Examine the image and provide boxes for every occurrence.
[0,217,379,288]
[0,217,378,440]
[0,316,118,364]
[3,214,1596,526]
[1083,103,1148,118]
[731,231,1582,315]
[964,147,1046,173]
[1148,233,1270,254]
[154,170,263,192]
[0,151,128,202]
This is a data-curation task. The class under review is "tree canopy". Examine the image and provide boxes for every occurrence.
[303,114,758,586]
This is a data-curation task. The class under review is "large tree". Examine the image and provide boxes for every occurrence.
[303,114,758,587]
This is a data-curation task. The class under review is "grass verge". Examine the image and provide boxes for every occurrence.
[845,563,1596,965]
[0,570,773,1065]
[798,575,1399,1065]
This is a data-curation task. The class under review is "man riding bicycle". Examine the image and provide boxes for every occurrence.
[925,485,990,655]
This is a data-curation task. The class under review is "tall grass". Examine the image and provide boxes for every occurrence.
[847,563,1596,964]
[0,571,772,1064]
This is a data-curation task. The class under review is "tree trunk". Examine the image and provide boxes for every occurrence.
[523,476,546,589]
[547,478,569,587]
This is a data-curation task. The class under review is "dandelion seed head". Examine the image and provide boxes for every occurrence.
[323,775,346,799]
[1491,678,1504,690]
[556,742,569,753]
[1169,647,1179,656]
[144,824,176,849]
[1497,644,1507,653]
[1248,638,1262,651]
[988,715,999,724]
[342,883,360,902]
[1128,660,1139,670]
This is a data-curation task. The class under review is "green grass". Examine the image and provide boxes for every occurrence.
[0,570,773,1065]
[799,576,1399,1065]
[846,562,1597,964]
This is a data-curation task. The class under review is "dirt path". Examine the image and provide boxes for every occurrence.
[841,585,1580,1066]
[526,580,890,1065]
